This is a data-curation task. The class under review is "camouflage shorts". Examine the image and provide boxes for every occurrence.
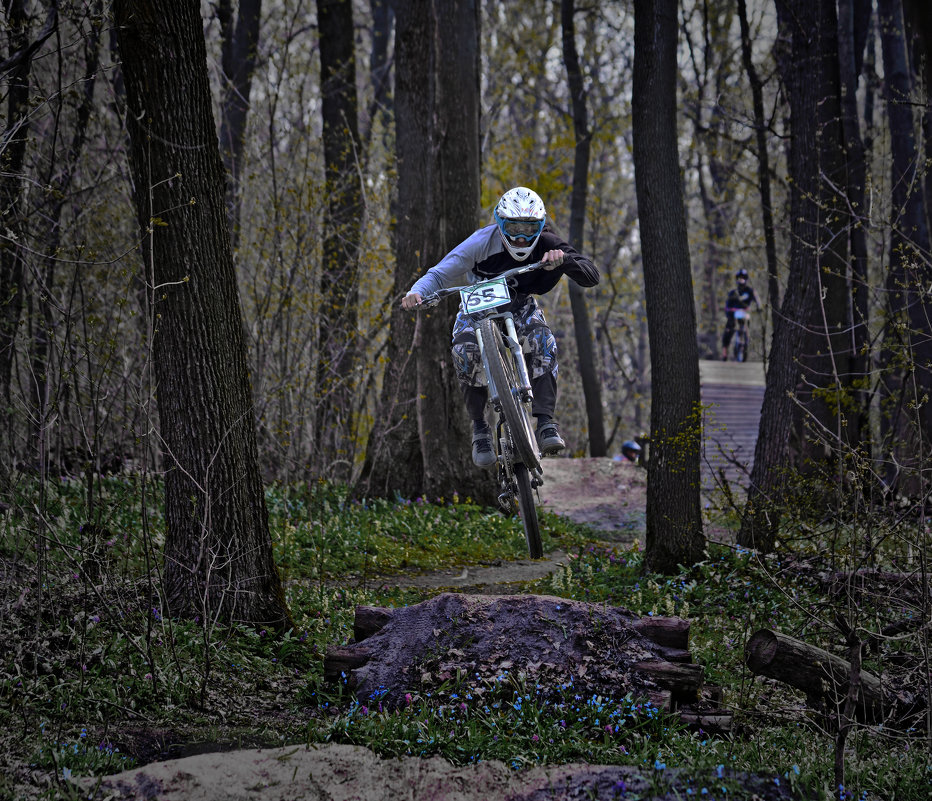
[450,296,558,387]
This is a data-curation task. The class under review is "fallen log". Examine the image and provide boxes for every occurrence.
[353,605,394,642]
[632,660,703,703]
[630,616,690,650]
[654,645,692,663]
[745,628,886,722]
[323,646,372,685]
[678,709,733,736]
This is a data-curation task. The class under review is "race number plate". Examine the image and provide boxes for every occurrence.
[460,277,511,312]
[734,309,748,320]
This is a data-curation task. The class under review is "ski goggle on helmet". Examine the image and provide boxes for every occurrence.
[493,187,546,261]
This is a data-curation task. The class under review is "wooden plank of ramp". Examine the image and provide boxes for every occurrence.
[699,360,765,495]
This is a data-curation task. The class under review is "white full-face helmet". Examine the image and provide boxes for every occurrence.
[493,186,546,261]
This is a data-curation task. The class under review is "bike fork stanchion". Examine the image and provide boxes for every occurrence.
[474,326,499,409]
[503,316,533,397]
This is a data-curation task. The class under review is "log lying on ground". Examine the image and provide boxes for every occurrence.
[745,628,886,721]
[325,593,726,729]
[630,616,691,650]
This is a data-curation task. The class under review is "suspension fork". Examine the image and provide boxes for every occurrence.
[502,315,534,400]
[475,322,498,407]
[476,313,533,405]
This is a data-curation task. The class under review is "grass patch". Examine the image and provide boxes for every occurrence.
[268,480,593,581]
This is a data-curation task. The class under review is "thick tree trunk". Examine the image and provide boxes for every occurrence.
[740,0,849,551]
[314,0,364,481]
[358,0,493,505]
[561,0,606,457]
[877,0,932,495]
[736,0,779,331]
[362,0,394,148]
[787,0,854,475]
[632,0,704,573]
[0,0,42,478]
[115,0,289,627]
[217,0,262,248]
[837,0,872,457]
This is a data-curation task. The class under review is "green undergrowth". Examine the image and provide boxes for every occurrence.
[267,479,594,581]
[0,477,929,800]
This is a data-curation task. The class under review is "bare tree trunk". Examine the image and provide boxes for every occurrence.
[217,0,262,249]
[0,1,54,479]
[877,0,932,496]
[29,1,103,481]
[314,0,364,481]
[357,0,493,505]
[790,0,854,474]
[362,0,394,148]
[681,0,740,359]
[736,0,779,330]
[739,0,852,551]
[115,0,290,627]
[837,0,872,456]
[632,0,704,573]
[560,0,606,457]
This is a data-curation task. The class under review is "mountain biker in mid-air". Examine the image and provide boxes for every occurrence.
[401,186,600,468]
[721,268,760,361]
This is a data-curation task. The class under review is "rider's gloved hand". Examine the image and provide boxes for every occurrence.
[541,249,566,270]
[402,292,422,309]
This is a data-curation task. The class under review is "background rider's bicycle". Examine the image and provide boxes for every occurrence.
[416,263,546,558]
[732,308,750,362]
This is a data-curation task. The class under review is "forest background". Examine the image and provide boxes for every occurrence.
[3,0,931,520]
[1,0,931,798]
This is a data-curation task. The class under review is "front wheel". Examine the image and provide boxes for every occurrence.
[513,463,543,559]
[479,319,540,472]
[733,325,748,362]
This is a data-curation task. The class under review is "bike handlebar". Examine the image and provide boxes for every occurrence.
[414,260,546,308]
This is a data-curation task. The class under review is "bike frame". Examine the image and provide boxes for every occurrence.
[416,261,546,556]
[733,309,750,361]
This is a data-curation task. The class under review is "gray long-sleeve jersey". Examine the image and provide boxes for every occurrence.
[408,224,599,302]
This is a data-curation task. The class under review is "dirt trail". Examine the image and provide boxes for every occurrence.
[538,455,646,537]
[85,742,789,801]
[385,456,646,592]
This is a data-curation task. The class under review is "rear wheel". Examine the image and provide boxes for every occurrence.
[513,463,543,559]
[480,319,540,471]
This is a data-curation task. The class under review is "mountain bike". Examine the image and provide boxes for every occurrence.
[732,308,750,362]
[416,262,545,559]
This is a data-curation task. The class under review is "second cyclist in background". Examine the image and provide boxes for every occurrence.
[721,268,760,362]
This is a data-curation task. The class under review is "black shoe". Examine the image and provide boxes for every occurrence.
[537,422,565,456]
[472,427,495,468]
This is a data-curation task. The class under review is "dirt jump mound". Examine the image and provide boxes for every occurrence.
[324,592,725,732]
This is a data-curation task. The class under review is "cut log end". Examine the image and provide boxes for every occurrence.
[353,605,395,642]
[323,646,372,684]
[745,628,779,672]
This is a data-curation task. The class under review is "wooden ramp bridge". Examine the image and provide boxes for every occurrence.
[699,360,766,497]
